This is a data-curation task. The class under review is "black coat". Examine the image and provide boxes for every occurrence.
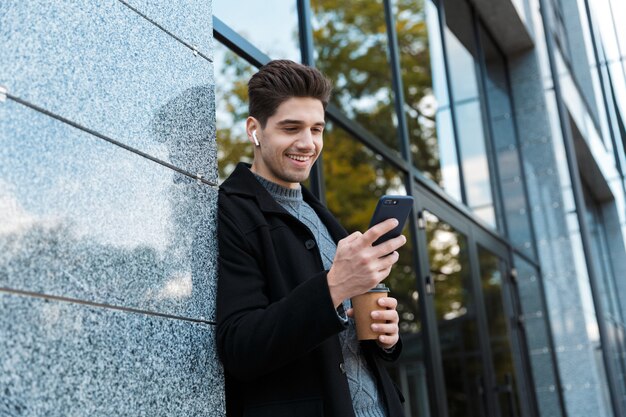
[216,163,405,417]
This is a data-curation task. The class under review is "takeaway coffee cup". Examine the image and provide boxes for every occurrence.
[351,284,390,341]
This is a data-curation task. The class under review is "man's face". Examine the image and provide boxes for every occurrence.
[250,97,325,189]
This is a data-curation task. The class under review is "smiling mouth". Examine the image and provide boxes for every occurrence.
[286,154,314,162]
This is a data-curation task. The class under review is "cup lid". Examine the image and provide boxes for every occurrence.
[369,283,389,292]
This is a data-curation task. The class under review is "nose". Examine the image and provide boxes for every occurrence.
[296,129,316,150]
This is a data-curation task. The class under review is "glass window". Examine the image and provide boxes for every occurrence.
[322,122,407,230]
[477,247,522,417]
[213,0,301,62]
[549,0,572,64]
[609,0,626,50]
[214,41,256,180]
[442,0,496,227]
[425,211,485,417]
[396,0,462,202]
[310,0,399,151]
[478,24,535,257]
[321,122,426,416]
[591,0,626,143]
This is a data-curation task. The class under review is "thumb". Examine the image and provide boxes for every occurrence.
[346,308,354,318]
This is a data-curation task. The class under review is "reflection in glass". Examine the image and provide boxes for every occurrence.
[213,0,301,62]
[478,247,522,417]
[321,123,426,416]
[442,0,495,226]
[214,41,256,181]
[479,24,534,257]
[396,0,462,202]
[425,211,484,417]
[310,0,399,151]
[322,122,407,232]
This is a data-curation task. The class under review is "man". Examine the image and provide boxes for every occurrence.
[217,60,407,417]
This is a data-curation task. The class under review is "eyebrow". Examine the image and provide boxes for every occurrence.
[276,119,326,127]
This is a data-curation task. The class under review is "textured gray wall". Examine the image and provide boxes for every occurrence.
[506,1,614,415]
[0,1,224,415]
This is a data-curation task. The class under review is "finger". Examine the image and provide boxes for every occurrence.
[374,253,398,274]
[371,310,399,323]
[377,297,398,309]
[371,322,399,334]
[373,234,406,257]
[378,334,399,347]
[346,308,354,318]
[361,218,399,246]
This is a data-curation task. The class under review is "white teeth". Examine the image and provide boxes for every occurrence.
[287,155,311,162]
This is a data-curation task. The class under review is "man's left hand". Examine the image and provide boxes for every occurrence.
[370,297,400,350]
[347,296,400,350]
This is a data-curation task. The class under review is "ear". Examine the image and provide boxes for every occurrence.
[246,117,260,147]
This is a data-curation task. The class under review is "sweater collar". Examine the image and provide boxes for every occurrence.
[253,173,303,202]
[220,162,321,215]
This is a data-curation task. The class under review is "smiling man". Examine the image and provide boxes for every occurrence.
[216,60,407,417]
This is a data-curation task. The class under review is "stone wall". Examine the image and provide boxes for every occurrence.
[0,1,224,415]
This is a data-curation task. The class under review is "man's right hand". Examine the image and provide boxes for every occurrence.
[327,218,407,308]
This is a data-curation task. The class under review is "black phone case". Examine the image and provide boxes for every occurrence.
[369,195,414,246]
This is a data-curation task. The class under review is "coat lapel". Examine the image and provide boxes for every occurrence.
[221,162,349,244]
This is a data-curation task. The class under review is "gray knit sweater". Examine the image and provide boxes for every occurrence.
[255,174,387,417]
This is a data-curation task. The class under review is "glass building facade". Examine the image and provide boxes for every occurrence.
[213,0,626,416]
[2,0,626,416]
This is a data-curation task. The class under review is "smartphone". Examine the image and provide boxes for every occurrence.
[369,195,414,246]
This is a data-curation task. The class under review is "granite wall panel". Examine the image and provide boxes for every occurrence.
[523,315,551,351]
[534,390,563,417]
[506,6,626,405]
[0,292,224,417]
[508,40,610,415]
[1,0,223,414]
[0,0,217,179]
[121,0,214,60]
[0,99,218,321]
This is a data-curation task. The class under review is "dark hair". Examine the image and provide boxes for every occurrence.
[248,60,333,127]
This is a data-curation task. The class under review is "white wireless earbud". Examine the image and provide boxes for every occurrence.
[252,130,260,146]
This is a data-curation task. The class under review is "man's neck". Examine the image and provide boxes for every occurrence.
[252,172,302,201]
